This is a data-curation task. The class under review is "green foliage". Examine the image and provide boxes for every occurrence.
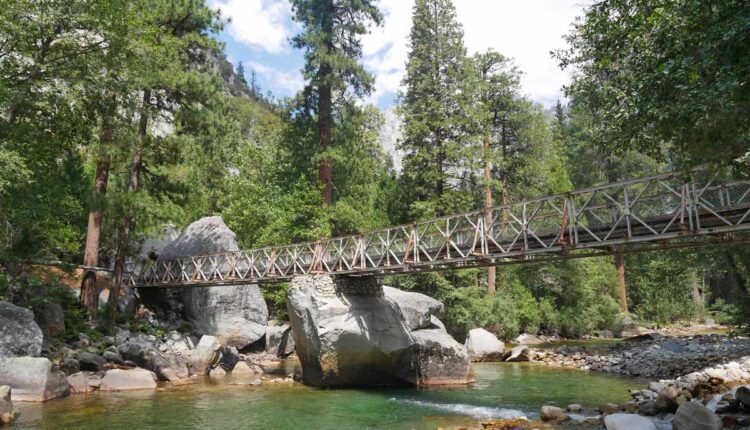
[556,0,750,166]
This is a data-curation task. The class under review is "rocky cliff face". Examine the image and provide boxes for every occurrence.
[376,107,404,172]
[287,275,472,387]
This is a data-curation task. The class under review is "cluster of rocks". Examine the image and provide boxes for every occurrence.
[532,333,750,380]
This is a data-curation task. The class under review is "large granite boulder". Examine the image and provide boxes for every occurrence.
[0,302,43,357]
[287,275,472,387]
[117,336,189,381]
[0,357,69,401]
[673,402,722,430]
[159,216,268,348]
[465,328,505,361]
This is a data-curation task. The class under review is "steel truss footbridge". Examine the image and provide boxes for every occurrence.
[128,169,750,288]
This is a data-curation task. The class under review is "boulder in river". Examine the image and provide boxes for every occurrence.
[287,275,472,387]
[540,405,569,422]
[382,286,443,330]
[0,302,43,357]
[0,357,69,401]
[464,328,504,361]
[673,402,722,430]
[189,335,222,375]
[100,368,157,391]
[603,414,656,430]
[158,216,269,349]
[503,345,530,362]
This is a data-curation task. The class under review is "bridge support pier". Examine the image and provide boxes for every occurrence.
[614,248,628,314]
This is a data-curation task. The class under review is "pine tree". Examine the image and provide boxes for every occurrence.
[399,0,476,218]
[236,61,247,84]
[290,0,382,206]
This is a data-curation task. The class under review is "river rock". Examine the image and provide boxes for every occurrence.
[0,385,12,423]
[118,336,189,381]
[66,372,93,394]
[540,405,569,421]
[0,302,43,357]
[266,323,295,357]
[465,328,505,361]
[159,217,269,349]
[673,402,722,430]
[189,335,222,375]
[231,361,257,374]
[78,352,106,371]
[735,385,750,408]
[287,275,472,387]
[382,286,443,330]
[33,301,65,342]
[655,386,679,412]
[0,357,69,401]
[503,345,530,362]
[603,414,656,430]
[100,368,157,391]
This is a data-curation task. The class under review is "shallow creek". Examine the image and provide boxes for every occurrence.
[13,362,642,429]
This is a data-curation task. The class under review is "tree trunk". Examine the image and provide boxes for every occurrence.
[318,81,333,206]
[483,138,495,295]
[107,90,149,319]
[80,109,113,318]
[614,248,628,313]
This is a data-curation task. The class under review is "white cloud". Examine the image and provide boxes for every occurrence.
[244,61,304,96]
[211,0,293,54]
[363,0,588,107]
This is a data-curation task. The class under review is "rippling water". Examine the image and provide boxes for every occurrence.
[13,362,642,429]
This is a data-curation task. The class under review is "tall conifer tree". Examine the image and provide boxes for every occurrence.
[399,0,476,218]
[290,0,382,206]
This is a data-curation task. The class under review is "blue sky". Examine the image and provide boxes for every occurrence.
[209,0,588,110]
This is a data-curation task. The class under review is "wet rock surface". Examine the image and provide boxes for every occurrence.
[0,357,69,401]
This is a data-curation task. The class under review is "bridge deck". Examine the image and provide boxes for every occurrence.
[127,170,750,287]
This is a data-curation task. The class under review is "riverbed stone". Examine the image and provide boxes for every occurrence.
[118,336,189,381]
[287,275,472,387]
[159,217,269,349]
[0,357,69,401]
[0,302,43,357]
[66,372,93,394]
[100,368,157,391]
[189,335,222,375]
[78,352,106,371]
[503,345,530,362]
[655,386,679,412]
[735,385,750,408]
[603,414,656,430]
[465,328,505,362]
[540,405,569,422]
[673,402,722,430]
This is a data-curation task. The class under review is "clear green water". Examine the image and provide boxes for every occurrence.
[13,363,642,430]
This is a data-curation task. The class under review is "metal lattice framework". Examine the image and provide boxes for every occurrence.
[128,170,750,287]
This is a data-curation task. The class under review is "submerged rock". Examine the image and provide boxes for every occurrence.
[539,405,568,422]
[287,275,472,387]
[158,217,268,349]
[0,357,69,401]
[465,328,505,362]
[0,302,43,357]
